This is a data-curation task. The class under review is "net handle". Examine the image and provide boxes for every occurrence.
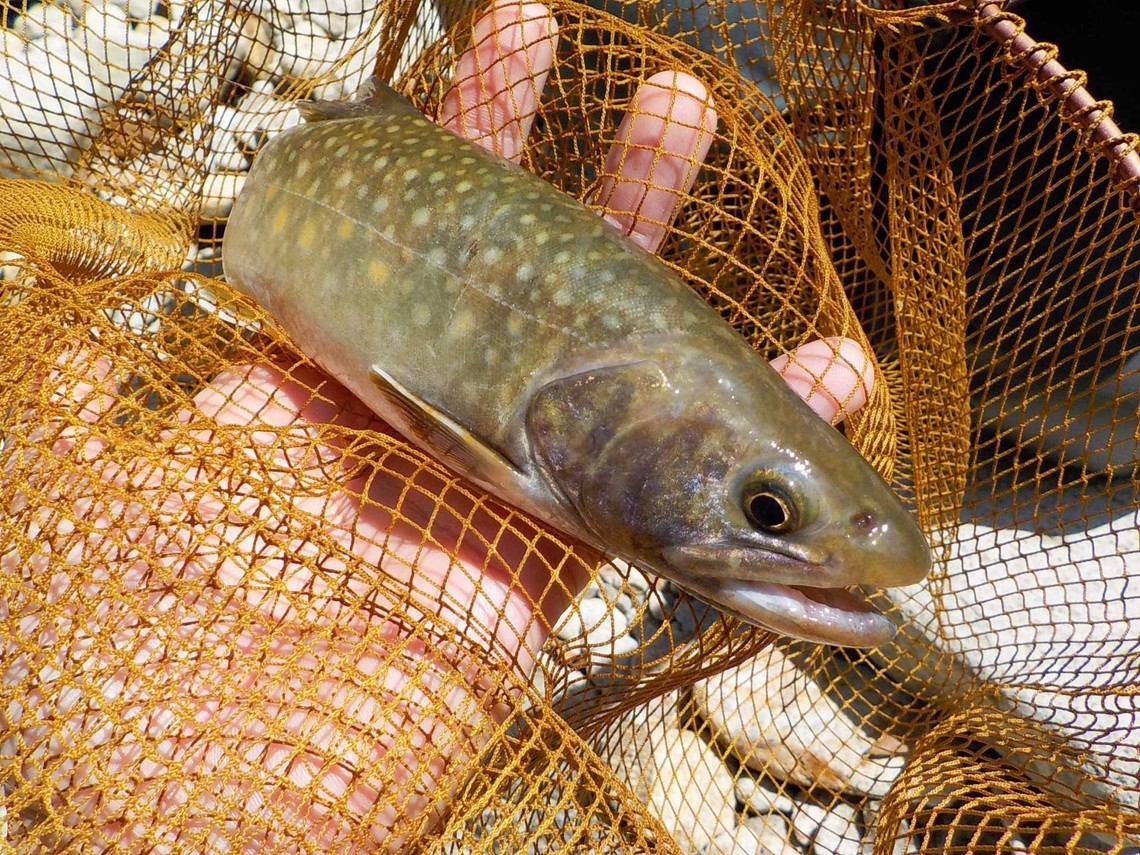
[976,1,1140,209]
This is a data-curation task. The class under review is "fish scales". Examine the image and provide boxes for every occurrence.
[223,80,930,647]
[225,94,737,456]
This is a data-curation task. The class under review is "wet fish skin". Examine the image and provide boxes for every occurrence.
[222,81,930,647]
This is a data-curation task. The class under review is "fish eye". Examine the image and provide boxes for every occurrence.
[742,483,799,534]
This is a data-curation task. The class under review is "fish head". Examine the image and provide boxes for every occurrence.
[528,345,930,648]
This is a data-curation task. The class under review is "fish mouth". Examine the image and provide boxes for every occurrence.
[661,545,897,648]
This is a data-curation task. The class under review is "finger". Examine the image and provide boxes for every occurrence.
[769,336,875,424]
[592,71,717,254]
[440,0,559,161]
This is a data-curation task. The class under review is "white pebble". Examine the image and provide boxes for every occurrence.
[735,775,796,816]
[200,171,245,219]
[205,108,249,174]
[12,3,74,40]
[126,0,155,20]
[552,605,583,642]
[709,814,795,854]
[788,800,862,855]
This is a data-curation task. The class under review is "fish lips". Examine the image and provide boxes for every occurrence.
[661,544,898,648]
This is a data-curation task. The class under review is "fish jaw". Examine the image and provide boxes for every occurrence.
[661,544,898,647]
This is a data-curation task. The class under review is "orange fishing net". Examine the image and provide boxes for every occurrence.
[2,0,1138,852]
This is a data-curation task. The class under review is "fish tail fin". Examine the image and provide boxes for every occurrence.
[297,77,421,123]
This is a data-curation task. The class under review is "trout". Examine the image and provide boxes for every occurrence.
[222,80,930,647]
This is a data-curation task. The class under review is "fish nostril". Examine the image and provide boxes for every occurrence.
[850,511,876,531]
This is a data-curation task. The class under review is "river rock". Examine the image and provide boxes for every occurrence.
[693,643,908,797]
[709,814,797,855]
[788,798,862,854]
[874,517,1140,809]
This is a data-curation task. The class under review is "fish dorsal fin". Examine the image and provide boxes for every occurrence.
[369,365,524,483]
[297,77,422,123]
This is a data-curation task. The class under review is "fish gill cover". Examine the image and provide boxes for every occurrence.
[1,0,1139,852]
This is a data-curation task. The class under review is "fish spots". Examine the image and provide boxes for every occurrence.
[455,180,472,194]
[411,208,431,228]
[518,213,536,226]
[601,312,621,330]
[404,168,420,182]
[426,246,448,268]
[449,311,474,338]
[411,302,432,327]
[534,232,550,246]
[507,313,527,336]
[272,206,290,233]
[421,148,437,159]
[299,220,318,248]
[373,155,390,171]
[552,287,572,307]
[428,170,446,184]
[483,246,503,264]
[484,347,501,367]
[459,214,477,231]
[403,188,418,202]
[335,170,353,189]
[368,259,390,283]
[373,196,389,215]
[335,144,350,158]
[516,263,534,281]
[337,219,355,240]
[553,250,572,265]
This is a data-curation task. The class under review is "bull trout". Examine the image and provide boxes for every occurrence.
[222,80,930,647]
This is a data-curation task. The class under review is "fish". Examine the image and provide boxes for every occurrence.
[221,79,931,648]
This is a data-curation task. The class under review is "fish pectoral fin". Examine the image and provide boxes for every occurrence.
[369,365,525,482]
[297,77,422,123]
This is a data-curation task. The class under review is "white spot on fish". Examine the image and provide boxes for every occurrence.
[455,180,472,193]
[460,214,476,230]
[483,246,503,264]
[519,213,536,226]
[411,303,432,327]
[404,188,418,202]
[404,168,420,181]
[602,313,621,329]
[553,288,572,307]
[374,156,389,170]
[428,170,446,184]
[516,263,534,281]
[373,197,389,214]
[412,208,431,227]
[534,232,550,246]
[553,250,572,265]
[426,246,447,267]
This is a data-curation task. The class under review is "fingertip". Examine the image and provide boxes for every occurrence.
[770,336,875,423]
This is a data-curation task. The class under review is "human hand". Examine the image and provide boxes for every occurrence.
[16,1,877,850]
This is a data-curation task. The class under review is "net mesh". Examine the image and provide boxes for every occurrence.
[2,0,1138,851]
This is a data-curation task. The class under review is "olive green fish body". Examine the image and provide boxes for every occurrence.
[223,81,930,647]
